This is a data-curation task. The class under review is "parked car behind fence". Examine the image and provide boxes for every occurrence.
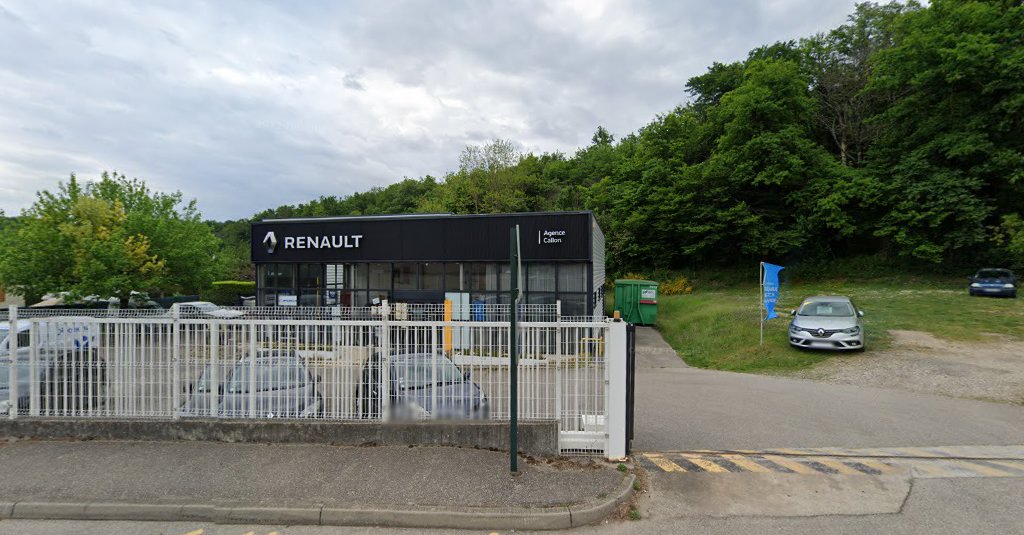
[357,352,489,421]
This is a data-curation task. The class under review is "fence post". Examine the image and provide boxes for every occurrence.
[7,305,18,419]
[605,319,627,460]
[28,317,39,416]
[554,300,562,442]
[171,304,181,419]
[209,320,219,418]
[379,300,390,422]
[249,322,257,419]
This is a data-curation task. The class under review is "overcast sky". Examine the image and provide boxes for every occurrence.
[0,0,861,220]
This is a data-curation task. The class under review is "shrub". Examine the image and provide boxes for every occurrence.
[659,276,693,295]
[201,280,256,306]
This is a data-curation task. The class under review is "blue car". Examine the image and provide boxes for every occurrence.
[968,269,1017,298]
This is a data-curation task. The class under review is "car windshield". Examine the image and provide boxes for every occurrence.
[798,301,854,317]
[392,356,465,389]
[976,270,1011,280]
[0,366,8,387]
[226,359,308,393]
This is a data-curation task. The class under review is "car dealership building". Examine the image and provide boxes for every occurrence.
[251,211,606,317]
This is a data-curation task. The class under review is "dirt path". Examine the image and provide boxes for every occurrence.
[786,330,1024,405]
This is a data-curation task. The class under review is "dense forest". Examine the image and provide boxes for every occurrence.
[193,1,1024,278]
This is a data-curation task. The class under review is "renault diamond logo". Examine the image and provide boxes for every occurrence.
[816,328,826,337]
[263,231,278,254]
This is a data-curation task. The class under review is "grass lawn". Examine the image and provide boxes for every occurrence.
[614,278,1024,373]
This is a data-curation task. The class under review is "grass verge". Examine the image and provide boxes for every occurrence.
[614,279,1023,372]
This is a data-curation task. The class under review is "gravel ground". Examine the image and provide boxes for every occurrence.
[785,330,1024,405]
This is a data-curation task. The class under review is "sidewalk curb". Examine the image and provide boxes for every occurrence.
[0,475,635,530]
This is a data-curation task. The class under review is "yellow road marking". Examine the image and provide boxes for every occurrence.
[958,460,1019,477]
[761,455,817,474]
[985,460,1024,474]
[680,455,730,473]
[183,530,204,535]
[720,454,771,473]
[907,460,956,477]
[816,458,862,475]
[644,454,686,472]
[850,458,895,473]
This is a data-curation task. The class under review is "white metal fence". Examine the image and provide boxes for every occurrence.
[1,304,626,457]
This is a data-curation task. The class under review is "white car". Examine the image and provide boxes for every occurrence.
[175,301,245,319]
[788,296,865,351]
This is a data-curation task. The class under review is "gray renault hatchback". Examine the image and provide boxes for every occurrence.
[181,350,322,419]
[788,296,865,351]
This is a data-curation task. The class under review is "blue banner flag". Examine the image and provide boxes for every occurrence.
[762,262,784,320]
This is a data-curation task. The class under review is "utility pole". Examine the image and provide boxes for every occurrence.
[509,225,520,473]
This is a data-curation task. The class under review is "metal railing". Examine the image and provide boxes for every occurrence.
[2,304,625,456]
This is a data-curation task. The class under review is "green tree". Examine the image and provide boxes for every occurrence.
[866,0,1024,262]
[802,1,916,167]
[0,172,221,304]
[419,140,555,214]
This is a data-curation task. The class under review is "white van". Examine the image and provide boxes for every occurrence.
[0,319,99,358]
[1,318,104,414]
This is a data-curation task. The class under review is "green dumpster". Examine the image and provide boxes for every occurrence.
[614,279,659,325]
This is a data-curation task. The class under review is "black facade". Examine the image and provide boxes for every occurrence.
[251,212,605,317]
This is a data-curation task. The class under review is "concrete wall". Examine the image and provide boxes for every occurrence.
[0,419,559,456]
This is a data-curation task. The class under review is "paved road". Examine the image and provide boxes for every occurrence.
[3,478,1023,535]
[626,326,1024,534]
[5,327,1023,534]
[631,327,1024,451]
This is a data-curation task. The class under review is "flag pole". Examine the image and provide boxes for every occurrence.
[759,262,764,346]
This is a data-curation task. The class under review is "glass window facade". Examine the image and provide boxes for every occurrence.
[258,263,295,306]
[422,263,443,290]
[392,263,417,290]
[257,261,592,314]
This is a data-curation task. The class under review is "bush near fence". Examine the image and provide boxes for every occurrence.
[201,281,256,306]
[608,273,693,295]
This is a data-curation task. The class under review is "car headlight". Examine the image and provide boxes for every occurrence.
[970,283,981,288]
[842,326,861,335]
[1004,283,1015,289]
[789,324,799,333]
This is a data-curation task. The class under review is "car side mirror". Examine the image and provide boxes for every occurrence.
[315,374,322,383]
[463,371,471,381]
[858,310,864,317]
[217,384,225,395]
[789,309,796,316]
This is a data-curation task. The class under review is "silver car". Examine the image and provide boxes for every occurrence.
[181,351,322,419]
[788,296,865,351]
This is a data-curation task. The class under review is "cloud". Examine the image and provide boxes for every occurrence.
[0,0,860,220]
